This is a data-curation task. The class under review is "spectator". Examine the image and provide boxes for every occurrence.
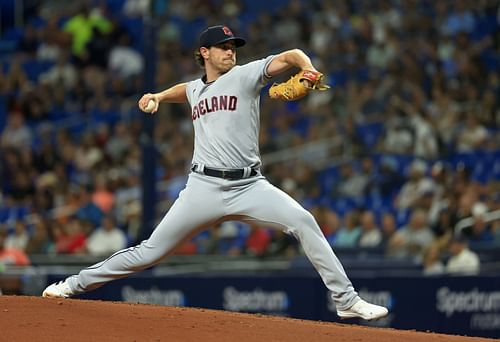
[25,216,54,254]
[36,14,68,62]
[5,220,29,251]
[375,156,405,197]
[0,229,30,266]
[456,114,489,152]
[426,162,451,225]
[411,114,439,160]
[446,235,480,275]
[123,0,151,17]
[334,211,361,248]
[395,160,434,209]
[108,33,144,78]
[63,4,112,58]
[382,116,414,155]
[367,39,397,70]
[85,27,112,69]
[245,225,271,257]
[39,52,78,90]
[463,202,494,243]
[316,206,340,246]
[0,113,32,149]
[332,164,369,199]
[422,245,445,276]
[9,169,36,204]
[209,221,246,256]
[387,209,435,261]
[358,211,382,248]
[75,186,104,229]
[380,212,397,248]
[86,216,127,256]
[3,60,28,94]
[105,122,132,162]
[19,84,51,122]
[92,175,115,214]
[267,230,299,257]
[55,217,87,254]
[431,208,456,239]
[122,200,141,243]
[74,132,104,172]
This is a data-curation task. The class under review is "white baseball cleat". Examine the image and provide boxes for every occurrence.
[337,299,389,320]
[42,279,74,298]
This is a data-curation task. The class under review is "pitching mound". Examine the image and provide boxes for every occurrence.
[0,296,493,342]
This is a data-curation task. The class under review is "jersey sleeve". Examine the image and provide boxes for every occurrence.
[185,80,196,106]
[236,55,275,91]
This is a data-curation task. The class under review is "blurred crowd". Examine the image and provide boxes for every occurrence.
[0,0,499,276]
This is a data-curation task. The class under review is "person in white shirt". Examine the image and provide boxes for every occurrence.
[387,209,435,261]
[456,114,488,152]
[5,220,30,251]
[358,211,382,247]
[86,216,128,256]
[446,235,480,275]
[395,160,435,209]
[108,34,144,78]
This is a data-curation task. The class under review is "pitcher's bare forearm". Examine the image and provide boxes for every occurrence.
[266,49,316,77]
[155,83,188,103]
[138,83,188,113]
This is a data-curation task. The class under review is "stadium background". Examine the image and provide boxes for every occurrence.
[0,0,499,338]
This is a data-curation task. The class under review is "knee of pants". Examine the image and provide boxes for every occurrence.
[131,243,170,268]
[288,210,321,237]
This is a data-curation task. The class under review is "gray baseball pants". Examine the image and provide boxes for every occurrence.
[67,172,359,310]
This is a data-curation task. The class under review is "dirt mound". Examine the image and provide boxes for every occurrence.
[0,296,493,341]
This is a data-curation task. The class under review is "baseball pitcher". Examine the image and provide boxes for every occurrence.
[43,25,388,321]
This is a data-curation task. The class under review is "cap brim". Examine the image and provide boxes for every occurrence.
[205,37,246,48]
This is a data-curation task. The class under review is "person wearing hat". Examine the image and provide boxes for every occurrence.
[43,25,388,321]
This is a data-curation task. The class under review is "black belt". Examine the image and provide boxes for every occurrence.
[191,165,258,180]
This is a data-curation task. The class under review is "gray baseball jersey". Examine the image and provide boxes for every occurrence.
[66,55,359,310]
[186,56,273,169]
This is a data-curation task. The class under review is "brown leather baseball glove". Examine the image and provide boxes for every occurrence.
[269,70,330,101]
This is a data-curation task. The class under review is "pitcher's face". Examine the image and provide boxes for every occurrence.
[203,41,237,73]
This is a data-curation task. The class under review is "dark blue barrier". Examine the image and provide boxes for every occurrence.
[47,273,500,339]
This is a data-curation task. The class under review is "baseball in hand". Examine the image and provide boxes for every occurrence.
[143,99,156,113]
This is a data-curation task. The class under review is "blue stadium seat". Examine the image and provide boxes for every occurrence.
[471,13,498,40]
[329,70,348,88]
[290,116,311,138]
[356,122,384,147]
[450,152,478,170]
[89,108,121,126]
[395,208,411,228]
[106,0,126,13]
[330,197,358,218]
[1,27,23,45]
[178,18,207,50]
[119,16,145,51]
[22,60,54,82]
[317,166,340,196]
[239,12,258,29]
[0,27,22,55]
